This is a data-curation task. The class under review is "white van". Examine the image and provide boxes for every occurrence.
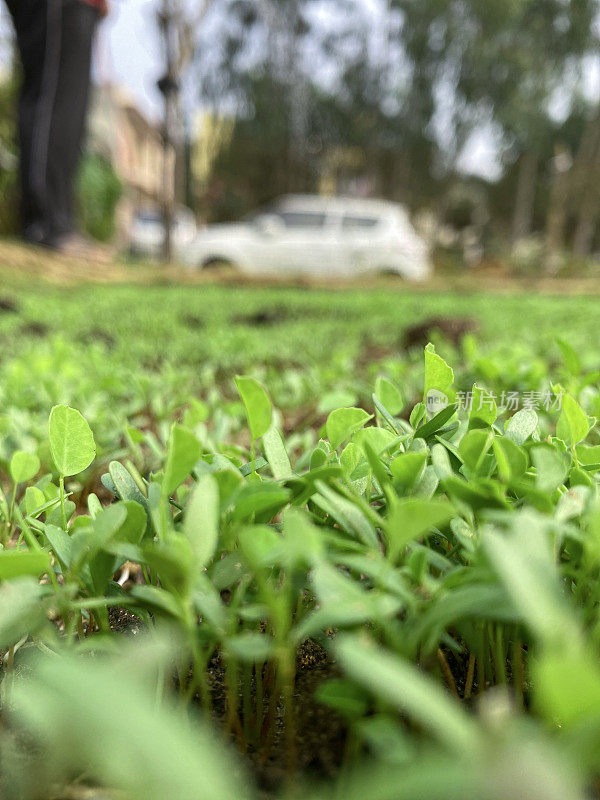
[183,195,432,280]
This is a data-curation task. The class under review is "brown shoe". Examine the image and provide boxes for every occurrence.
[49,233,115,264]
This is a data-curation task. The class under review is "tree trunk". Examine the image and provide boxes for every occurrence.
[572,111,600,257]
[511,149,538,249]
[573,209,597,257]
[546,145,572,260]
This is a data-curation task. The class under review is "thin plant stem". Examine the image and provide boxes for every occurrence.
[464,653,476,700]
[494,625,507,685]
[59,475,67,530]
[437,648,459,699]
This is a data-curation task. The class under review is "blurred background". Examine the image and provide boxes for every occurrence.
[2,0,600,277]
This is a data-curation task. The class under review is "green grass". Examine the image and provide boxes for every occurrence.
[1,277,600,799]
[1,282,599,367]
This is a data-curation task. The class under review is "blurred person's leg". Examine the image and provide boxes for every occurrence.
[6,0,98,247]
[47,0,97,245]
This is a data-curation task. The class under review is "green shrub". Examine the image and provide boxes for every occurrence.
[76,153,122,243]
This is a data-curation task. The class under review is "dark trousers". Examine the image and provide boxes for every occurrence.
[5,0,97,244]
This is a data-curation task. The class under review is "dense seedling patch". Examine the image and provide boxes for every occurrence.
[2,334,600,799]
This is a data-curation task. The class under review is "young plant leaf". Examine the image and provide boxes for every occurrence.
[49,405,96,477]
[468,384,497,428]
[326,407,373,450]
[0,550,50,580]
[162,425,202,498]
[557,394,590,446]
[183,474,219,569]
[505,408,538,446]
[262,426,292,479]
[375,377,404,416]
[424,344,455,403]
[390,452,428,490]
[10,451,40,485]
[335,634,479,754]
[386,497,453,561]
[235,375,272,439]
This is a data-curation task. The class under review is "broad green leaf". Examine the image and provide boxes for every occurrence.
[336,634,479,754]
[87,492,102,519]
[340,442,370,494]
[282,510,325,567]
[162,424,202,498]
[229,483,290,522]
[534,649,600,727]
[143,535,194,597]
[235,375,272,439]
[262,426,292,479]
[483,516,579,649]
[468,384,497,428]
[326,407,373,450]
[390,452,428,490]
[492,438,528,483]
[129,584,183,619]
[113,501,147,545]
[93,504,129,544]
[386,498,453,561]
[558,394,590,446]
[294,563,401,640]
[8,639,244,800]
[557,338,581,376]
[46,499,76,529]
[315,679,370,719]
[505,408,538,446]
[24,486,46,516]
[431,443,454,482]
[109,461,147,508]
[44,524,72,569]
[49,405,96,477]
[444,476,509,510]
[424,344,455,403]
[459,430,494,473]
[374,377,404,416]
[0,549,50,580]
[224,632,274,663]
[237,525,282,569]
[0,578,48,648]
[410,402,427,429]
[183,474,219,569]
[314,480,379,548]
[575,444,600,467]
[532,445,568,494]
[354,426,397,454]
[10,451,40,484]
[555,485,590,522]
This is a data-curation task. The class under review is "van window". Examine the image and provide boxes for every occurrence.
[279,212,326,229]
[342,215,380,230]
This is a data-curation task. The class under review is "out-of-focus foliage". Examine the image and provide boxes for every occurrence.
[76,153,122,243]
[190,0,600,260]
[0,70,19,237]
[2,305,600,798]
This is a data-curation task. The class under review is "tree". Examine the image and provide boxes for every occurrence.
[397,0,599,248]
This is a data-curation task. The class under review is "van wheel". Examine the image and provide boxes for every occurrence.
[377,266,403,278]
[201,257,238,271]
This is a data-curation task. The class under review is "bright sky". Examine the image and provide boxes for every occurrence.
[96,0,164,118]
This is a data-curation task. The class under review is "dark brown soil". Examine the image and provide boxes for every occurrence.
[402,316,479,350]
[21,321,50,337]
[0,296,19,313]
